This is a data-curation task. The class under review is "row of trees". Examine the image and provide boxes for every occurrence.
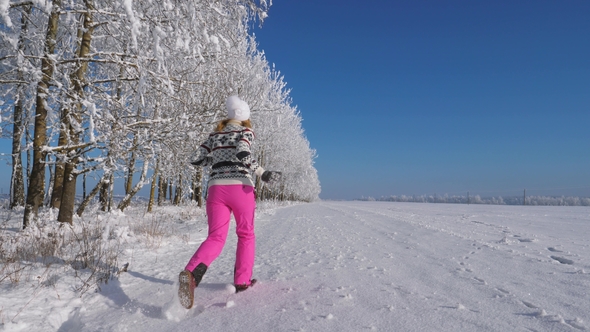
[1,0,320,229]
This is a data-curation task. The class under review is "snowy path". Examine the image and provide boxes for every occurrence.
[3,201,589,331]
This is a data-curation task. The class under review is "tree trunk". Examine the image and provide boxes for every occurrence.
[10,5,31,209]
[44,159,54,206]
[57,1,95,224]
[77,174,107,216]
[99,178,109,211]
[157,175,165,206]
[125,154,134,195]
[255,150,264,201]
[125,137,138,195]
[117,161,148,211]
[193,169,203,207]
[25,124,32,188]
[147,163,159,213]
[50,110,68,209]
[99,172,113,212]
[57,159,78,224]
[23,0,61,228]
[82,172,87,199]
[108,173,114,211]
[173,175,182,205]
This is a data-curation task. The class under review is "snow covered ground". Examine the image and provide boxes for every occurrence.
[1,201,589,331]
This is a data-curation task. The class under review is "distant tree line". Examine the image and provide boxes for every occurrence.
[358,194,590,206]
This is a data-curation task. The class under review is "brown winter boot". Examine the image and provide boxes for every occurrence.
[178,270,196,309]
[178,263,208,309]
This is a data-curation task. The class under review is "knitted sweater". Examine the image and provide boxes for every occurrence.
[191,120,265,188]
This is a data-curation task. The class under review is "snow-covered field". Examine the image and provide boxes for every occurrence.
[1,201,589,331]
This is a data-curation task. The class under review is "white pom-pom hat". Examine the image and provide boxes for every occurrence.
[226,95,251,121]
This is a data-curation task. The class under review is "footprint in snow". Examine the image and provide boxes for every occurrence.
[550,256,574,265]
[568,318,587,330]
[473,277,486,284]
[517,238,537,243]
[521,301,538,309]
[495,287,510,295]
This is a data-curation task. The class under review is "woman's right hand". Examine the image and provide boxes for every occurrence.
[191,156,213,166]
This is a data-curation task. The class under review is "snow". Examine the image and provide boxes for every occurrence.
[1,201,589,331]
[122,0,140,49]
[0,0,12,28]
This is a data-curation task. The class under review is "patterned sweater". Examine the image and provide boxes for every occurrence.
[191,120,265,188]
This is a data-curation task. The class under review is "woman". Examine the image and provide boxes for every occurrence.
[178,95,281,309]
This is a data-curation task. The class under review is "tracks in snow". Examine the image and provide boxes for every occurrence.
[254,201,589,331]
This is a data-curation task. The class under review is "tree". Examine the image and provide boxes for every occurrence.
[7,4,31,209]
[56,0,97,224]
[22,0,62,228]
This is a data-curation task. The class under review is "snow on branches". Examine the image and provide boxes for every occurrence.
[1,0,319,217]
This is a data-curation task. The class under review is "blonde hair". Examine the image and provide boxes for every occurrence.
[215,119,252,132]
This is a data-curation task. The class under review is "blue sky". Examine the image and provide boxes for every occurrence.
[253,0,590,200]
[1,1,589,201]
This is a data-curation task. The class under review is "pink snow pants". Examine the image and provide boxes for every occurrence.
[185,185,256,285]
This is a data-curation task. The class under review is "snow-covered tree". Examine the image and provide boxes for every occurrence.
[1,0,320,228]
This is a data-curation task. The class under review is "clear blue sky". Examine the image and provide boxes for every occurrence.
[253,0,590,200]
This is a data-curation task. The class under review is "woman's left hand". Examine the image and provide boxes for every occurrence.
[261,171,282,183]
